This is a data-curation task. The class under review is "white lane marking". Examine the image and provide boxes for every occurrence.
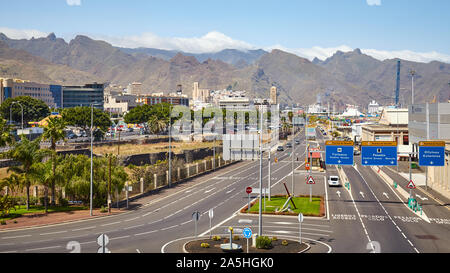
[226,188,235,194]
[110,235,130,241]
[100,221,121,227]
[180,220,192,225]
[2,234,32,240]
[72,226,96,231]
[267,230,330,237]
[25,245,61,252]
[204,188,215,194]
[123,224,145,230]
[0,250,17,253]
[124,217,140,222]
[134,230,157,236]
[160,225,178,231]
[39,230,67,236]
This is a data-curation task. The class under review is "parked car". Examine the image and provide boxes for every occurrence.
[277,146,284,151]
[67,133,76,139]
[328,176,340,187]
[286,142,292,148]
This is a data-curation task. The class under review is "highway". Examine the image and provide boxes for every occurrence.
[0,127,449,253]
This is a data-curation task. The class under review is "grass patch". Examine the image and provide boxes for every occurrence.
[246,195,323,217]
[1,205,88,221]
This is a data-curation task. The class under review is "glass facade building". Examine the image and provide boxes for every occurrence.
[62,83,104,109]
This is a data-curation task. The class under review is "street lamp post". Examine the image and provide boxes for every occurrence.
[90,103,94,216]
[410,70,416,105]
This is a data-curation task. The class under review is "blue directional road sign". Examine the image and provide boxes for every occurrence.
[243,227,252,239]
[419,141,445,166]
[325,141,354,165]
[361,141,398,166]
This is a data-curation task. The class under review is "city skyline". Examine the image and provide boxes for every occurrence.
[0,0,449,63]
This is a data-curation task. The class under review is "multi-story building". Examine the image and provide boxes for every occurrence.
[62,83,105,109]
[408,102,450,144]
[192,82,210,103]
[0,78,62,108]
[136,93,189,107]
[127,82,143,96]
[104,94,138,114]
[270,86,277,105]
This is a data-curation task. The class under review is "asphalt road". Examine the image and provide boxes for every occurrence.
[1,127,449,253]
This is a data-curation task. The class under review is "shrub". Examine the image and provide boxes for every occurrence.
[0,220,6,225]
[212,235,221,241]
[100,206,108,213]
[200,243,210,248]
[256,236,272,249]
[59,198,69,207]
[272,236,278,241]
[39,197,50,206]
[282,240,289,246]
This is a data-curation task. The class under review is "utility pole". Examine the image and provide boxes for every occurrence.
[291,114,295,196]
[258,106,263,237]
[168,105,172,188]
[90,103,94,216]
[108,155,112,213]
[410,70,416,105]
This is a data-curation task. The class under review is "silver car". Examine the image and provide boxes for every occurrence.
[328,176,340,186]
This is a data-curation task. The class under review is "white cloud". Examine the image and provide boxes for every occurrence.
[1,26,449,64]
[66,0,81,6]
[0,27,48,40]
[366,0,381,6]
[92,31,255,53]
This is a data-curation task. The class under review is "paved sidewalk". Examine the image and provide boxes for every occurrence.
[0,208,125,231]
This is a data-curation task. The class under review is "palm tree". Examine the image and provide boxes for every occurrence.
[148,115,168,135]
[0,118,14,148]
[7,135,51,210]
[29,161,52,213]
[42,116,66,205]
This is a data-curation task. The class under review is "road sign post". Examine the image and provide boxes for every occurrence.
[208,208,214,239]
[419,141,445,191]
[298,213,303,244]
[243,227,252,253]
[361,141,398,166]
[325,141,354,166]
[306,175,315,202]
[246,187,252,212]
[192,211,200,237]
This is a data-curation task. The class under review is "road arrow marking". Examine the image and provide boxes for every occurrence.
[383,192,389,199]
[416,194,428,201]
[359,192,365,198]
[336,191,341,198]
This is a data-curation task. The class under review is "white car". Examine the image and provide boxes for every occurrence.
[328,176,340,187]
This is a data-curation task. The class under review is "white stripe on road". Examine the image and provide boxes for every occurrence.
[101,221,121,227]
[39,230,67,236]
[25,245,61,252]
[110,235,130,241]
[134,230,157,236]
[2,234,31,240]
[123,224,145,230]
[72,226,96,231]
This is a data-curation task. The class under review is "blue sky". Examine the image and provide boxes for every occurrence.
[1,0,449,62]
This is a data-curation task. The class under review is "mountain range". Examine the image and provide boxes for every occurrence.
[0,32,449,109]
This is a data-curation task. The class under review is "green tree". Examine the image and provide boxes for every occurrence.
[6,135,51,210]
[148,115,168,135]
[0,96,50,125]
[0,118,14,148]
[61,106,111,133]
[42,116,66,205]
[29,161,52,212]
